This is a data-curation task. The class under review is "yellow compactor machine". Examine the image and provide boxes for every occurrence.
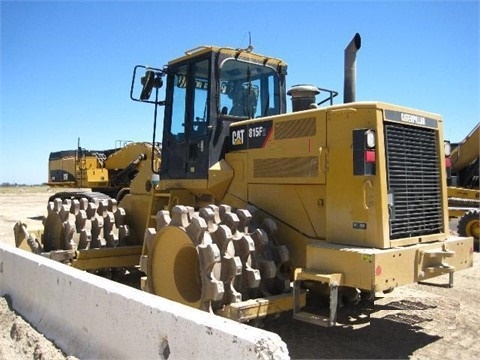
[15,34,473,327]
[447,123,479,245]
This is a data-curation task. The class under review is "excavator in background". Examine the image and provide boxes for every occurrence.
[47,140,160,202]
[15,34,473,327]
[447,123,479,246]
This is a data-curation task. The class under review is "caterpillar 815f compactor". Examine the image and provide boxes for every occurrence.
[447,123,479,245]
[15,34,473,327]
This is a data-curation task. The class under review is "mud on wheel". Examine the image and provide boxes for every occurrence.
[142,204,290,313]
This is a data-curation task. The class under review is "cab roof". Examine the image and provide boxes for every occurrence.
[168,45,288,68]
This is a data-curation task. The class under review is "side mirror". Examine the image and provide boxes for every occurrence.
[130,65,164,104]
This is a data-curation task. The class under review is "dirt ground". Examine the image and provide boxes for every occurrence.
[0,187,479,359]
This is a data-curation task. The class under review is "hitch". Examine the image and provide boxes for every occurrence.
[417,244,456,287]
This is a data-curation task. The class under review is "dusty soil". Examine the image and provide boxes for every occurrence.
[261,260,480,359]
[0,295,77,360]
[0,188,479,359]
[0,187,53,246]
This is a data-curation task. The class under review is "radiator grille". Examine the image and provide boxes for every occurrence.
[254,156,318,178]
[385,123,443,239]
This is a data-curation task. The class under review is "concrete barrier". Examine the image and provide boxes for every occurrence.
[0,244,289,359]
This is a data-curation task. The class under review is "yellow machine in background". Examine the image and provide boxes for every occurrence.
[47,140,160,201]
[15,34,473,327]
[447,123,479,245]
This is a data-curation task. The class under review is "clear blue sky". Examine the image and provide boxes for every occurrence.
[1,0,478,185]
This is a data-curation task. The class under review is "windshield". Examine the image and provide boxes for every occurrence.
[219,59,280,119]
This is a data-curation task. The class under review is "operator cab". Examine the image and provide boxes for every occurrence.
[131,46,287,180]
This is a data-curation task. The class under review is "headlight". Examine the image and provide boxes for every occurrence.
[365,130,376,148]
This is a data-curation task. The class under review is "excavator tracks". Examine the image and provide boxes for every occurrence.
[47,191,112,205]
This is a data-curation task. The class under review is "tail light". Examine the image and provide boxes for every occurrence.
[353,129,376,176]
[444,141,452,180]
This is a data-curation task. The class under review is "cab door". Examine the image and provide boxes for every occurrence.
[161,58,211,180]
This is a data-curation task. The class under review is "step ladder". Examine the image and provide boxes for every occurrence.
[293,268,342,327]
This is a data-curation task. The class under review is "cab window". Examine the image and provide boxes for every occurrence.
[169,59,210,141]
[219,59,280,118]
[191,59,209,138]
[170,64,187,141]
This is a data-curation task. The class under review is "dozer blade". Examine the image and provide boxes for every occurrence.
[14,220,142,271]
[13,221,44,254]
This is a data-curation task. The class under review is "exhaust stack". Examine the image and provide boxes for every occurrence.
[344,33,361,103]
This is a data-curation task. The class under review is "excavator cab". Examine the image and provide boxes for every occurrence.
[131,46,288,180]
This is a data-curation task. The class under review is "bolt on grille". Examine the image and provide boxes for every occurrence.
[385,123,443,239]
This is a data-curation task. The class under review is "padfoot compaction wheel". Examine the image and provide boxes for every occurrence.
[143,204,290,312]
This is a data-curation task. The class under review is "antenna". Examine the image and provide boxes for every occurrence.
[236,32,254,53]
[246,31,253,52]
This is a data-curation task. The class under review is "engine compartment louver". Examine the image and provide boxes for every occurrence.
[385,123,443,239]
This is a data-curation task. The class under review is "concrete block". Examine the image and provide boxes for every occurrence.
[0,243,289,359]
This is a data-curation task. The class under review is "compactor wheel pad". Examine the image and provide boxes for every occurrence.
[144,204,291,312]
[42,197,130,253]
